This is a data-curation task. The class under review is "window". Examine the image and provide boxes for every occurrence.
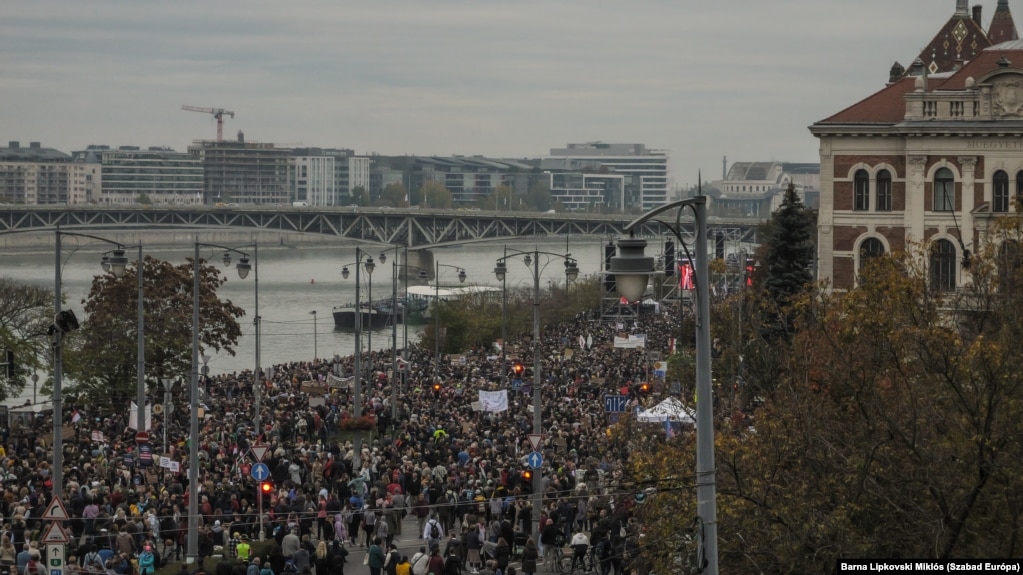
[858,237,886,276]
[876,170,892,211]
[998,240,1021,293]
[929,239,957,292]
[933,168,954,212]
[1016,171,1023,211]
[994,170,1009,213]
[854,169,869,211]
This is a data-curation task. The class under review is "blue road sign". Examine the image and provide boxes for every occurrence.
[604,395,628,413]
[251,462,270,481]
[528,451,543,469]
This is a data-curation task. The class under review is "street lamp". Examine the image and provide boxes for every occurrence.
[493,248,578,543]
[310,310,318,360]
[433,261,466,379]
[160,377,175,454]
[379,248,401,421]
[51,228,142,500]
[189,241,253,565]
[340,247,376,473]
[609,196,718,575]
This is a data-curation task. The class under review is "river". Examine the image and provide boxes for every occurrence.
[0,236,610,407]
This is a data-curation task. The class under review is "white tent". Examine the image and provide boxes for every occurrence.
[637,397,696,424]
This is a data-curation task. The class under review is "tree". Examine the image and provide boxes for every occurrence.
[629,235,1023,571]
[419,182,453,209]
[0,279,53,401]
[759,183,815,308]
[351,186,369,206]
[380,183,408,207]
[481,185,515,211]
[526,182,553,212]
[63,256,245,407]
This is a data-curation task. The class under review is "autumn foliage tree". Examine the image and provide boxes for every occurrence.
[63,256,245,407]
[0,279,53,401]
[628,218,1023,572]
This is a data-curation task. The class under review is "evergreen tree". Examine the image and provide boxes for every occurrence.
[761,183,815,310]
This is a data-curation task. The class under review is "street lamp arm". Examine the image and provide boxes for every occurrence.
[495,248,574,264]
[622,196,706,233]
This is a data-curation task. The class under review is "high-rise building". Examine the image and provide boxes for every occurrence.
[188,135,290,205]
[0,141,83,205]
[71,145,202,205]
[542,143,668,210]
[288,151,336,206]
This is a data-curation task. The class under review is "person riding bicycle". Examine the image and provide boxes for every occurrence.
[568,531,589,572]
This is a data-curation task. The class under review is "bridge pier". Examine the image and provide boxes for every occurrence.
[402,250,435,282]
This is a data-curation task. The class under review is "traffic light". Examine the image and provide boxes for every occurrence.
[432,382,442,393]
[639,382,651,395]
[744,265,754,287]
[259,481,273,504]
[522,469,532,482]
[511,363,524,377]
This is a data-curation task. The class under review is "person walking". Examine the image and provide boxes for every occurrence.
[520,539,538,575]
[367,539,386,575]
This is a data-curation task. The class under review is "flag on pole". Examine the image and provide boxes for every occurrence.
[71,409,81,424]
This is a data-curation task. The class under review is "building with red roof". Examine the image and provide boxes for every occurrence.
[810,1,1023,291]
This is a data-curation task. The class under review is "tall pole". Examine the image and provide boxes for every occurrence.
[402,246,409,354]
[254,242,262,437]
[531,249,541,542]
[693,200,719,574]
[136,245,145,437]
[188,242,200,565]
[53,230,64,500]
[310,311,318,360]
[391,248,398,420]
[434,259,440,380]
[367,266,373,377]
[352,247,362,473]
[501,246,507,388]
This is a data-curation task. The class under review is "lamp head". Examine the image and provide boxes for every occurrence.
[524,254,532,267]
[494,261,507,282]
[236,255,251,280]
[458,269,466,283]
[342,266,350,280]
[564,258,579,282]
[222,252,232,267]
[379,252,387,264]
[417,269,428,281]
[610,236,654,302]
[107,248,129,278]
[364,257,375,275]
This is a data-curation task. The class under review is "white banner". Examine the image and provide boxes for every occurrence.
[478,390,509,413]
[128,402,152,431]
[613,334,646,349]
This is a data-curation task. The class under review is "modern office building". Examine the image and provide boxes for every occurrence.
[811,0,1022,291]
[71,145,203,205]
[541,143,669,211]
[548,172,626,211]
[288,151,336,206]
[0,141,88,205]
[188,134,290,205]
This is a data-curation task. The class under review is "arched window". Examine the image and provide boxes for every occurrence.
[854,169,869,211]
[876,169,892,211]
[933,168,955,212]
[999,240,1021,293]
[994,170,1010,213]
[929,239,957,292]
[858,237,886,275]
[1016,171,1023,211]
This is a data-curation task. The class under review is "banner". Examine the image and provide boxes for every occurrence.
[613,334,646,349]
[128,403,152,431]
[478,390,509,413]
[327,373,353,389]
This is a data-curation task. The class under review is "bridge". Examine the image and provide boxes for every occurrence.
[0,205,761,247]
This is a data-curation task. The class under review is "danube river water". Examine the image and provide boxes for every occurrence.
[0,236,609,407]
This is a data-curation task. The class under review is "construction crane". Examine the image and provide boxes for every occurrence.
[181,105,236,141]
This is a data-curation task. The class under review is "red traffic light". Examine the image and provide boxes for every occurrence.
[260,482,272,494]
[522,470,532,481]
[432,383,442,392]
[639,383,651,394]
[512,363,524,376]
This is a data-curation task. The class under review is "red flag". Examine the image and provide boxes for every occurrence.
[678,263,694,290]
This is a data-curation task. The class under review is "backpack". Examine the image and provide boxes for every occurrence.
[429,521,439,539]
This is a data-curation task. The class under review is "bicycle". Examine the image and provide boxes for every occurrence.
[554,545,594,573]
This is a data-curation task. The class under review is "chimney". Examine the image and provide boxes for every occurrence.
[29,142,41,149]
[973,4,982,26]
[237,130,245,143]
[7,141,18,149]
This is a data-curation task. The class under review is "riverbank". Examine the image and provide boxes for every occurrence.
[0,229,345,254]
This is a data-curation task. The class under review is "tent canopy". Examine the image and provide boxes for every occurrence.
[637,397,696,424]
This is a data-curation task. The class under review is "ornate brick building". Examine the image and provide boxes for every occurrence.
[811,0,1023,290]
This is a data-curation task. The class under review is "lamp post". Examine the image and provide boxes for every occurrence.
[52,228,137,500]
[160,377,175,454]
[433,261,467,380]
[493,248,578,543]
[310,311,318,360]
[189,242,253,565]
[341,247,376,473]
[379,248,401,421]
[609,196,718,575]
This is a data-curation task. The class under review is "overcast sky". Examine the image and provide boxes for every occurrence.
[0,0,1001,187]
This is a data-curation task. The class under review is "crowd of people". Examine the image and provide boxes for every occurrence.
[0,299,695,575]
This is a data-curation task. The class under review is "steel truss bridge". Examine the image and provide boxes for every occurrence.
[0,205,760,247]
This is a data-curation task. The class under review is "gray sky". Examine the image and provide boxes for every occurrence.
[0,0,996,187]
